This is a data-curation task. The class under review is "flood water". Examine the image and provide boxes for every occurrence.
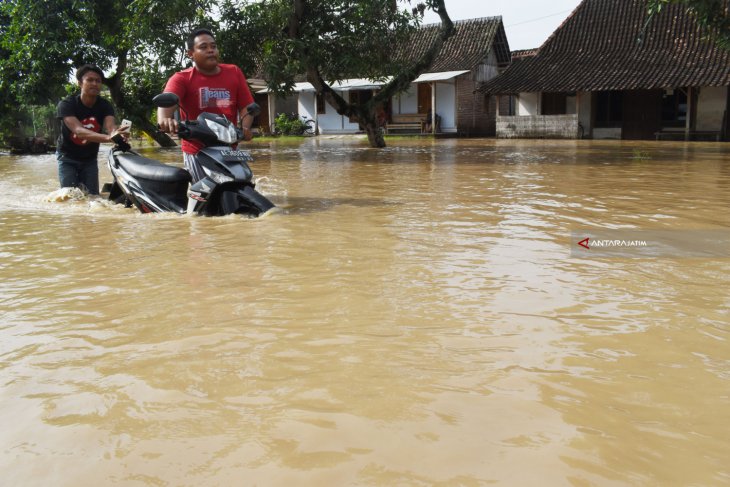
[1,137,729,485]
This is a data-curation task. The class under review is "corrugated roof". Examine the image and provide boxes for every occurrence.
[413,70,471,82]
[256,78,393,93]
[480,0,730,94]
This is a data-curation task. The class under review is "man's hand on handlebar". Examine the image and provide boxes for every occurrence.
[241,127,253,142]
[158,117,178,134]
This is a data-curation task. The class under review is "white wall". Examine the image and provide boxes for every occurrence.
[696,86,727,131]
[577,91,592,138]
[294,78,462,134]
[297,91,361,134]
[298,92,316,121]
[496,114,579,138]
[434,82,457,132]
[518,92,540,116]
[593,127,622,139]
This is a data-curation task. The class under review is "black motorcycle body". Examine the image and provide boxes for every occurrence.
[105,95,274,217]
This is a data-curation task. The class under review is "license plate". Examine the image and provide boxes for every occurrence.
[220,150,249,159]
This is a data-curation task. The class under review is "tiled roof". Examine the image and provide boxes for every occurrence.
[399,17,511,71]
[480,0,730,94]
[511,49,538,59]
[251,17,510,82]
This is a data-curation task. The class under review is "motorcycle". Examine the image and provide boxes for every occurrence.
[104,92,275,217]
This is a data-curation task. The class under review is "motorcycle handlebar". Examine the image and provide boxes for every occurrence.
[111,133,131,152]
[177,124,192,138]
[156,121,191,138]
[157,117,248,143]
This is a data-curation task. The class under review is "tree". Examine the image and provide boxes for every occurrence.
[0,0,217,147]
[221,0,454,148]
[0,9,18,146]
[647,0,730,49]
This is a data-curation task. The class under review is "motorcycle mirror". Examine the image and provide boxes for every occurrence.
[246,103,261,118]
[153,92,180,108]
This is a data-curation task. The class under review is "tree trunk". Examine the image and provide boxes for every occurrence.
[364,122,385,148]
[356,107,386,148]
[106,50,177,148]
[107,88,177,147]
[290,1,454,150]
[140,118,177,147]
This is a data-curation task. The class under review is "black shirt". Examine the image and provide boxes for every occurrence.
[57,95,115,161]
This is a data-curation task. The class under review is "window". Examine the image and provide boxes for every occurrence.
[316,93,326,115]
[595,91,623,127]
[661,88,687,127]
[542,92,567,115]
[348,90,373,123]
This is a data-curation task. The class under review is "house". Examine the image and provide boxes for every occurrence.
[479,0,730,141]
[387,16,511,136]
[259,17,511,136]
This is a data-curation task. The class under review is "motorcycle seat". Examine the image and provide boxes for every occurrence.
[116,153,192,183]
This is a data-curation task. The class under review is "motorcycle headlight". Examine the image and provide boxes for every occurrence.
[205,118,238,144]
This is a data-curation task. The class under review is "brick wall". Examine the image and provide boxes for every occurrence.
[456,75,496,136]
[496,114,580,139]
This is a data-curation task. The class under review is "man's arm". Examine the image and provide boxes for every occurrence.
[235,66,255,141]
[103,115,118,136]
[238,106,254,141]
[62,116,121,144]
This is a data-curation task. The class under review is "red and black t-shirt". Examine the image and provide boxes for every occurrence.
[57,95,115,161]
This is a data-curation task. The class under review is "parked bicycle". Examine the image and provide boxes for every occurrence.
[300,117,316,136]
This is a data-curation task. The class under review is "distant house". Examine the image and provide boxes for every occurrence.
[387,16,511,136]
[479,0,730,141]
[258,17,511,136]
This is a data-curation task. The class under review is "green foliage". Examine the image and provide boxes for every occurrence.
[273,112,306,135]
[647,0,730,49]
[631,148,652,161]
[0,0,220,143]
[218,0,453,147]
[0,0,453,148]
[220,0,424,96]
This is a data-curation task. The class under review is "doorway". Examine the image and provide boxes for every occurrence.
[417,83,431,115]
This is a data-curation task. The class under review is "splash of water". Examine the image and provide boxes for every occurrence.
[44,187,88,202]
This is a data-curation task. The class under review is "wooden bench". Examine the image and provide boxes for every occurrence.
[385,113,427,134]
[655,130,721,141]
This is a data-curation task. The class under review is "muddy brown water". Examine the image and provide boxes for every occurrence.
[1,137,729,485]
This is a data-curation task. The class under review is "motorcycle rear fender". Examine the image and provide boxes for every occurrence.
[124,179,187,213]
[103,180,130,206]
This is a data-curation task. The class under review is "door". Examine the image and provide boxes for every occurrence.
[253,93,269,133]
[417,83,431,115]
[622,89,662,139]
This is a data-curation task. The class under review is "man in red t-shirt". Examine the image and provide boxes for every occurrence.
[158,28,255,182]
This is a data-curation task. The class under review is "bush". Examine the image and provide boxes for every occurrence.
[273,112,306,135]
[0,102,58,150]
